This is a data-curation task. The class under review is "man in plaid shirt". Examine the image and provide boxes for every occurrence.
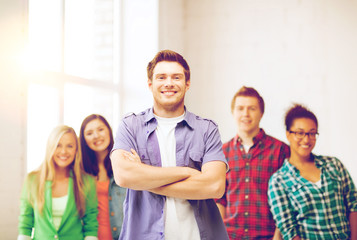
[216,86,289,239]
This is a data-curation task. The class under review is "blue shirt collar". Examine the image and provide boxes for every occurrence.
[144,106,195,130]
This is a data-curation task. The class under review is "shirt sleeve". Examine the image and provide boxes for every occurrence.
[82,175,98,237]
[336,158,357,212]
[18,176,34,237]
[112,116,138,153]
[268,175,299,240]
[202,121,227,167]
[279,143,290,166]
[17,235,32,240]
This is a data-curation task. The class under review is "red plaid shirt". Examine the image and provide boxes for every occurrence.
[216,129,289,240]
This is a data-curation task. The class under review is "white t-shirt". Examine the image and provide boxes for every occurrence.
[314,173,322,188]
[155,113,200,240]
[314,179,322,188]
[242,144,252,153]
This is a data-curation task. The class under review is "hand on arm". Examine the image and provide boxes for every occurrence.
[216,203,226,219]
[272,228,282,240]
[148,160,227,200]
[111,149,194,190]
[273,227,300,240]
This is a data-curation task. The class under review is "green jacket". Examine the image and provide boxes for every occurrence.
[18,173,98,240]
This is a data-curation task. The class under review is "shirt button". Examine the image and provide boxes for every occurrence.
[54,235,58,239]
[246,162,249,166]
[113,227,117,231]
[245,195,249,199]
[244,212,249,216]
[245,178,249,182]
[111,211,115,216]
[244,228,248,232]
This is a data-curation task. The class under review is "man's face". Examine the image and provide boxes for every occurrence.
[232,96,263,135]
[148,61,190,115]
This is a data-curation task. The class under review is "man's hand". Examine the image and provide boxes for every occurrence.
[123,149,141,163]
[147,161,226,200]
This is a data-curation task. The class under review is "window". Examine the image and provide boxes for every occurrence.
[26,0,158,172]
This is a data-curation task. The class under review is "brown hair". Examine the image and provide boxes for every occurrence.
[147,50,190,82]
[285,104,318,131]
[231,86,265,113]
[80,114,114,178]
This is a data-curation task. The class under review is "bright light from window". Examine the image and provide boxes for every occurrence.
[64,0,97,80]
[26,0,158,173]
[64,83,116,133]
[28,0,62,71]
[27,84,59,172]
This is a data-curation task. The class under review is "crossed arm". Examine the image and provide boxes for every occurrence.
[110,149,226,200]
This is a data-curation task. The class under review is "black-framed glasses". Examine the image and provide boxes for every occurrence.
[289,131,319,140]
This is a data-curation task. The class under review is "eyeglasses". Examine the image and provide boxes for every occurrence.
[289,131,319,140]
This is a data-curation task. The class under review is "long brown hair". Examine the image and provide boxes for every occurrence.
[79,114,114,178]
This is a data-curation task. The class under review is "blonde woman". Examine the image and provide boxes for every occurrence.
[18,125,98,240]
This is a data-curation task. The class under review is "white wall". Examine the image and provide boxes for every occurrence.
[0,0,28,238]
[160,0,357,181]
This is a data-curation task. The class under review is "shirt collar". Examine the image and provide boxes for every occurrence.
[313,154,325,168]
[144,107,156,123]
[234,128,266,146]
[284,159,298,175]
[144,106,194,129]
[284,153,324,177]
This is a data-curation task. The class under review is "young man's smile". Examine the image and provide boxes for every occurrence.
[148,61,190,117]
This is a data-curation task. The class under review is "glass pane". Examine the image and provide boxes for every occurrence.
[28,0,62,71]
[64,83,116,133]
[27,84,60,172]
[64,0,114,82]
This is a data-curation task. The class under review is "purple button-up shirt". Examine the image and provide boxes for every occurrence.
[112,107,229,240]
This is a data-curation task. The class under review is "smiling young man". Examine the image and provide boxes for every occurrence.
[110,50,229,240]
[215,86,289,240]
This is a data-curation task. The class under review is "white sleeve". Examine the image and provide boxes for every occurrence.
[17,235,32,240]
